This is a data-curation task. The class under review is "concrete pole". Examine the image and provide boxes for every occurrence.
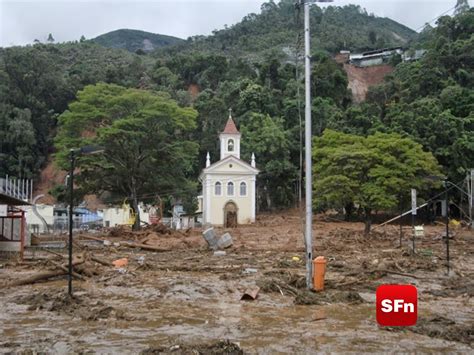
[304,1,313,289]
[68,149,75,296]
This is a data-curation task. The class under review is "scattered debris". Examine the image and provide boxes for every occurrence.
[0,210,471,353]
[241,286,260,300]
[385,316,474,345]
[411,316,474,345]
[15,289,131,321]
[112,258,128,268]
[203,227,219,250]
[243,268,258,274]
[217,232,233,249]
[141,340,243,355]
[294,290,365,305]
[6,254,86,287]
[203,229,233,250]
[312,309,327,321]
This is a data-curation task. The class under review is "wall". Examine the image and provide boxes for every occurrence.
[205,173,254,226]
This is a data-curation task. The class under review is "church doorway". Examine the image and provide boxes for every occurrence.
[224,202,238,228]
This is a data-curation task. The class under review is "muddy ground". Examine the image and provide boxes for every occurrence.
[0,210,473,354]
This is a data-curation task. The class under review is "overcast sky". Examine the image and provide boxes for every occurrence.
[0,0,460,47]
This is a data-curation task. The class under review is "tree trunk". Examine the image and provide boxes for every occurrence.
[266,190,272,211]
[9,254,85,287]
[364,208,372,236]
[344,202,354,221]
[131,181,141,231]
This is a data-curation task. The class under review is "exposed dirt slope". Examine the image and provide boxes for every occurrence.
[343,63,394,103]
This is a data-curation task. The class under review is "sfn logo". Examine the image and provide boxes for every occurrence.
[376,285,417,326]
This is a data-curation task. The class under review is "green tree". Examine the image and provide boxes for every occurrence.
[241,113,297,209]
[368,30,377,45]
[311,52,351,107]
[55,83,199,230]
[363,9,474,182]
[0,107,36,178]
[313,130,442,234]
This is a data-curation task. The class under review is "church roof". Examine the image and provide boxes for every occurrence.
[221,117,240,134]
[199,155,259,180]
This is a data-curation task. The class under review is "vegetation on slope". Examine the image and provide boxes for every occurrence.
[0,0,472,215]
[93,29,184,53]
[160,0,417,59]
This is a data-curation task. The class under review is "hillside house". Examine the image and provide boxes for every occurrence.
[350,47,403,67]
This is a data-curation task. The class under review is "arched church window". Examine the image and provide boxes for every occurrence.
[227,182,234,196]
[215,182,222,195]
[228,139,234,152]
[240,182,247,196]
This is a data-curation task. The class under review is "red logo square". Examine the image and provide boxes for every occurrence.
[376,285,417,326]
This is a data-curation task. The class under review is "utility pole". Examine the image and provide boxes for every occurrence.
[303,0,313,290]
[301,0,334,290]
[68,149,75,296]
[444,180,450,275]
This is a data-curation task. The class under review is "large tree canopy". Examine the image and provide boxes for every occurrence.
[363,9,474,181]
[313,130,442,233]
[55,83,198,229]
[241,112,297,209]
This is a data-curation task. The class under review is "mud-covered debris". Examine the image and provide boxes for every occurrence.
[140,340,243,354]
[431,277,474,297]
[241,286,260,300]
[412,316,474,345]
[258,271,306,296]
[385,315,474,345]
[15,290,130,321]
[294,289,365,305]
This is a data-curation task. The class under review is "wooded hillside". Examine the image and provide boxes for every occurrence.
[93,29,184,53]
[0,0,472,213]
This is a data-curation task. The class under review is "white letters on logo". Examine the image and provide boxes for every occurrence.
[381,299,415,313]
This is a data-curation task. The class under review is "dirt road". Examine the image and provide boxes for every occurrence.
[0,211,472,353]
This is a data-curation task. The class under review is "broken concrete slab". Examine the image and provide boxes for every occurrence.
[202,227,218,250]
[216,232,233,249]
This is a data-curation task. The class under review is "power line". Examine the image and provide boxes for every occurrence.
[415,4,457,32]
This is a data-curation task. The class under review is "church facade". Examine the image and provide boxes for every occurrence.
[199,114,259,227]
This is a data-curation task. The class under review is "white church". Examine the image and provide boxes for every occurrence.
[199,113,259,227]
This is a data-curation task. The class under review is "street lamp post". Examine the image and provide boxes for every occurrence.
[444,180,450,275]
[300,0,334,290]
[67,146,104,296]
[68,149,76,296]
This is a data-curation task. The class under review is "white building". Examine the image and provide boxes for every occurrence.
[199,114,259,227]
[102,203,150,228]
